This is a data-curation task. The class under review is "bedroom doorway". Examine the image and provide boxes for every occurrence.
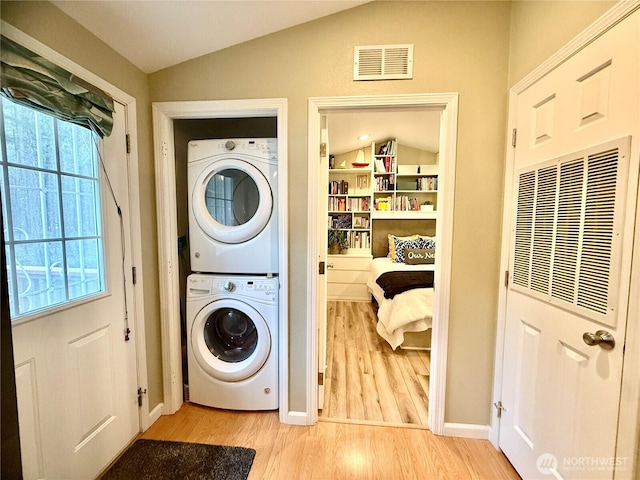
[307,94,459,433]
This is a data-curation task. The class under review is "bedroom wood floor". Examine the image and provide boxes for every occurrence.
[320,301,430,427]
[140,402,521,479]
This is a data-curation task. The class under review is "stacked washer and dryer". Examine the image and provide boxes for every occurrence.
[186,138,279,411]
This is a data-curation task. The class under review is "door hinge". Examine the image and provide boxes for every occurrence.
[319,261,325,275]
[504,270,509,287]
[125,134,131,154]
[320,143,326,157]
[132,266,137,285]
[511,128,517,148]
[318,372,324,386]
[494,400,505,419]
[137,387,147,407]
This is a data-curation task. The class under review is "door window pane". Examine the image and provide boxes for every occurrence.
[1,98,105,319]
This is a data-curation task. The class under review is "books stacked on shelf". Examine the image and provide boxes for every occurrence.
[349,231,371,249]
[329,213,352,229]
[347,197,370,212]
[377,139,397,156]
[375,174,395,191]
[417,176,438,191]
[328,196,347,211]
[329,180,349,195]
[374,156,396,173]
[396,196,421,211]
[353,216,370,228]
[374,196,393,211]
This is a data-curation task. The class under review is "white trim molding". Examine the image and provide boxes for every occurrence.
[307,93,459,433]
[442,423,490,440]
[151,99,290,421]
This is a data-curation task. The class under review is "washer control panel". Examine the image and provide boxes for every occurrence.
[187,274,278,301]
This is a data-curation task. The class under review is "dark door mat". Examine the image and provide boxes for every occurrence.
[100,439,256,480]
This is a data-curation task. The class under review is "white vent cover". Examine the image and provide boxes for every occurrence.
[353,44,414,81]
[511,136,630,325]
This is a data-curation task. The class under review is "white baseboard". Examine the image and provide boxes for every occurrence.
[143,402,164,431]
[285,411,309,425]
[442,422,490,440]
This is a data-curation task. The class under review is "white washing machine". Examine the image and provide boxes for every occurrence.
[188,138,278,274]
[186,273,278,410]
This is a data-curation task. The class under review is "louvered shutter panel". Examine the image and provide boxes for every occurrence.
[510,137,629,324]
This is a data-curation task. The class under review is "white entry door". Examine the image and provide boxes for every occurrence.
[499,10,640,480]
[8,101,139,479]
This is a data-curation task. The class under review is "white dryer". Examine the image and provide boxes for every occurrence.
[188,138,278,274]
[186,274,278,410]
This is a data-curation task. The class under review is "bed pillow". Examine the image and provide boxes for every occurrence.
[404,248,435,264]
[392,235,436,263]
[387,234,419,261]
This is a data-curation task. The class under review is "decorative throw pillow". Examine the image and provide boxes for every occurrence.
[387,234,419,262]
[404,248,435,264]
[392,235,436,263]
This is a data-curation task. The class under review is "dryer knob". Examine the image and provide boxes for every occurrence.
[225,140,236,151]
[223,281,234,292]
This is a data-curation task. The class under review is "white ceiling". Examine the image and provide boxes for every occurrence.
[52,0,369,74]
[327,108,442,155]
[52,0,440,153]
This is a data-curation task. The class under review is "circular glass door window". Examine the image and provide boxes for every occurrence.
[203,307,258,363]
[204,169,259,227]
[192,159,273,244]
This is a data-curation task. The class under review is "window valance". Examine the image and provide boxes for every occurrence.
[0,35,114,137]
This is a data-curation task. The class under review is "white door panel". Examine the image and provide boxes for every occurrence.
[317,114,329,409]
[500,9,639,480]
[11,101,139,479]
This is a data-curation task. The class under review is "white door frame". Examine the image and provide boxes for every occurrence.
[306,94,459,433]
[1,21,152,430]
[491,2,640,474]
[152,99,289,422]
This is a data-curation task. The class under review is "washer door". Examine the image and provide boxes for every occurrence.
[192,158,273,244]
[191,298,271,382]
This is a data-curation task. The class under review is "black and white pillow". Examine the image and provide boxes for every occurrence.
[392,235,436,263]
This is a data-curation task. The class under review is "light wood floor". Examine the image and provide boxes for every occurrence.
[320,301,430,427]
[140,402,521,479]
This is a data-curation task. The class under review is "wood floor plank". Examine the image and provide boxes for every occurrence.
[321,301,430,427]
[369,351,404,423]
[141,403,520,480]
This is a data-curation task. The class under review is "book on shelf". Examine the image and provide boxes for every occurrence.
[377,139,396,156]
[348,231,371,249]
[329,180,349,195]
[417,176,438,191]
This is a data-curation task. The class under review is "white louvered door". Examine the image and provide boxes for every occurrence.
[499,10,639,480]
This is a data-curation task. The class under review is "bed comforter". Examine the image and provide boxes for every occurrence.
[367,257,434,350]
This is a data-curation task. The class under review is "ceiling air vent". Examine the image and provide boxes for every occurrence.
[353,44,414,81]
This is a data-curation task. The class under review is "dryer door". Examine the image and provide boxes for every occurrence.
[192,158,273,244]
[191,298,271,382]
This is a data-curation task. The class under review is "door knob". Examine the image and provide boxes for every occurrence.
[582,330,615,349]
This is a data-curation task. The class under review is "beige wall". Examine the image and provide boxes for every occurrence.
[150,0,512,423]
[1,0,620,427]
[508,0,616,86]
[1,1,164,408]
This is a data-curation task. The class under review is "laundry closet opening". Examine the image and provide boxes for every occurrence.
[173,117,277,395]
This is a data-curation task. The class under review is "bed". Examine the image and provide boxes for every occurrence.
[367,220,436,350]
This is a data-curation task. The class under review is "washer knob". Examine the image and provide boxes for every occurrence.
[223,281,234,292]
[225,140,236,151]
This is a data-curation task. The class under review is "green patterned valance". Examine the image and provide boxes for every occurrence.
[0,35,114,137]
